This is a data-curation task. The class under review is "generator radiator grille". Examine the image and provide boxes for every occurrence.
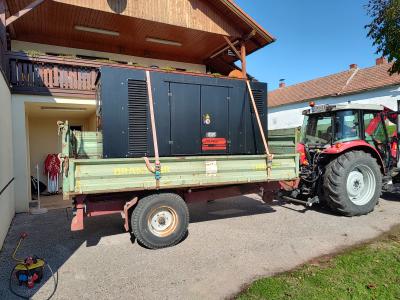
[251,89,265,115]
[127,79,148,156]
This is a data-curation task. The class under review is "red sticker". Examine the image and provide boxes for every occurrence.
[202,138,227,151]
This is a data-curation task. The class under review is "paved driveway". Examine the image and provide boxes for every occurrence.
[0,193,399,300]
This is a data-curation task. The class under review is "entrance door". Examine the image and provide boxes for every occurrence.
[201,86,229,154]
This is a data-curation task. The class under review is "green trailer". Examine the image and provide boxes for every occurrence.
[60,122,299,249]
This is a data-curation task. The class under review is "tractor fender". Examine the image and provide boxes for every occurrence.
[322,140,386,174]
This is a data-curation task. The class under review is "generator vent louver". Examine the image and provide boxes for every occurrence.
[251,89,265,115]
[127,79,148,157]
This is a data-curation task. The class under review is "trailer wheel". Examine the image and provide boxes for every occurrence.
[323,151,382,216]
[131,193,189,249]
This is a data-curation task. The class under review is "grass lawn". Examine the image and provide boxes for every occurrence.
[238,226,400,300]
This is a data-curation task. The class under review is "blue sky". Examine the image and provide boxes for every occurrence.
[235,0,378,90]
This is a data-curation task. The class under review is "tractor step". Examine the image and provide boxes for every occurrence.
[281,195,319,207]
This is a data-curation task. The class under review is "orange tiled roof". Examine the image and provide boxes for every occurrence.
[269,61,400,108]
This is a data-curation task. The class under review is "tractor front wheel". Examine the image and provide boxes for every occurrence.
[323,151,382,216]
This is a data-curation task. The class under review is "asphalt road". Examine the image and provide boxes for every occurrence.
[0,193,399,300]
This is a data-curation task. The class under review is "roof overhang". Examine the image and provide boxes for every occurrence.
[218,0,275,43]
[5,0,275,73]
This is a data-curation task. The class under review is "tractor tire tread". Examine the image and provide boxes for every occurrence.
[323,150,382,216]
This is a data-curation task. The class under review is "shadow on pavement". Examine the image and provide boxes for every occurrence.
[0,209,127,299]
[382,190,400,202]
[277,192,400,217]
[0,194,277,299]
[188,195,276,223]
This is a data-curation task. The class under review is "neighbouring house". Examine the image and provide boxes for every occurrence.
[268,58,400,130]
[0,0,274,248]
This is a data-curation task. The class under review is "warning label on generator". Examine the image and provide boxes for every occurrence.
[202,138,227,151]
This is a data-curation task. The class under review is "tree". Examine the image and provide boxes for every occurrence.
[366,0,400,74]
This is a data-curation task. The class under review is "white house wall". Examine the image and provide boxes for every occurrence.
[268,85,400,130]
[0,73,14,249]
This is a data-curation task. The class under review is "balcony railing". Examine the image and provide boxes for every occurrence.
[5,51,223,98]
[7,52,104,98]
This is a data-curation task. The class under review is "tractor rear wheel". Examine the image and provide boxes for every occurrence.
[323,151,382,216]
[131,193,189,249]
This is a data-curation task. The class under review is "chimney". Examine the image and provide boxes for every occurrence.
[376,57,387,65]
[279,79,286,88]
[349,64,358,70]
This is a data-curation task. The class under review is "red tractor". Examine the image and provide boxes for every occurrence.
[281,102,400,216]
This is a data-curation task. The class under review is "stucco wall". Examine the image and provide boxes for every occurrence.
[28,115,95,188]
[11,40,206,73]
[88,113,97,131]
[0,73,14,249]
[12,95,96,213]
[268,85,400,130]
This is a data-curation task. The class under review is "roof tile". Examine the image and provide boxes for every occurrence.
[269,62,400,108]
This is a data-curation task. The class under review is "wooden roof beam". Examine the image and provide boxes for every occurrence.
[242,29,257,42]
[222,36,246,78]
[209,29,256,60]
[241,42,246,79]
[223,36,241,60]
[209,39,239,60]
[6,0,47,26]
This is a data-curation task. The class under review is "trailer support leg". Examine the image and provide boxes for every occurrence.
[71,195,86,231]
[123,197,138,231]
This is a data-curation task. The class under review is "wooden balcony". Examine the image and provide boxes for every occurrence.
[7,52,104,99]
[5,51,236,98]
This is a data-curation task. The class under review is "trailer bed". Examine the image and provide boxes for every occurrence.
[61,126,299,198]
[63,154,298,197]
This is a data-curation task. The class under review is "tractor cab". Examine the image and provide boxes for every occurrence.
[283,102,400,216]
[299,103,399,171]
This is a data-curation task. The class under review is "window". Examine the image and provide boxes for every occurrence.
[364,112,386,144]
[301,110,362,146]
[334,110,360,142]
[301,115,333,145]
[385,117,397,138]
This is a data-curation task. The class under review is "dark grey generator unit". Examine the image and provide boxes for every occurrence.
[96,66,268,158]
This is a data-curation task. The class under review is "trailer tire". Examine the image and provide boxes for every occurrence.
[323,150,382,216]
[131,193,189,249]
